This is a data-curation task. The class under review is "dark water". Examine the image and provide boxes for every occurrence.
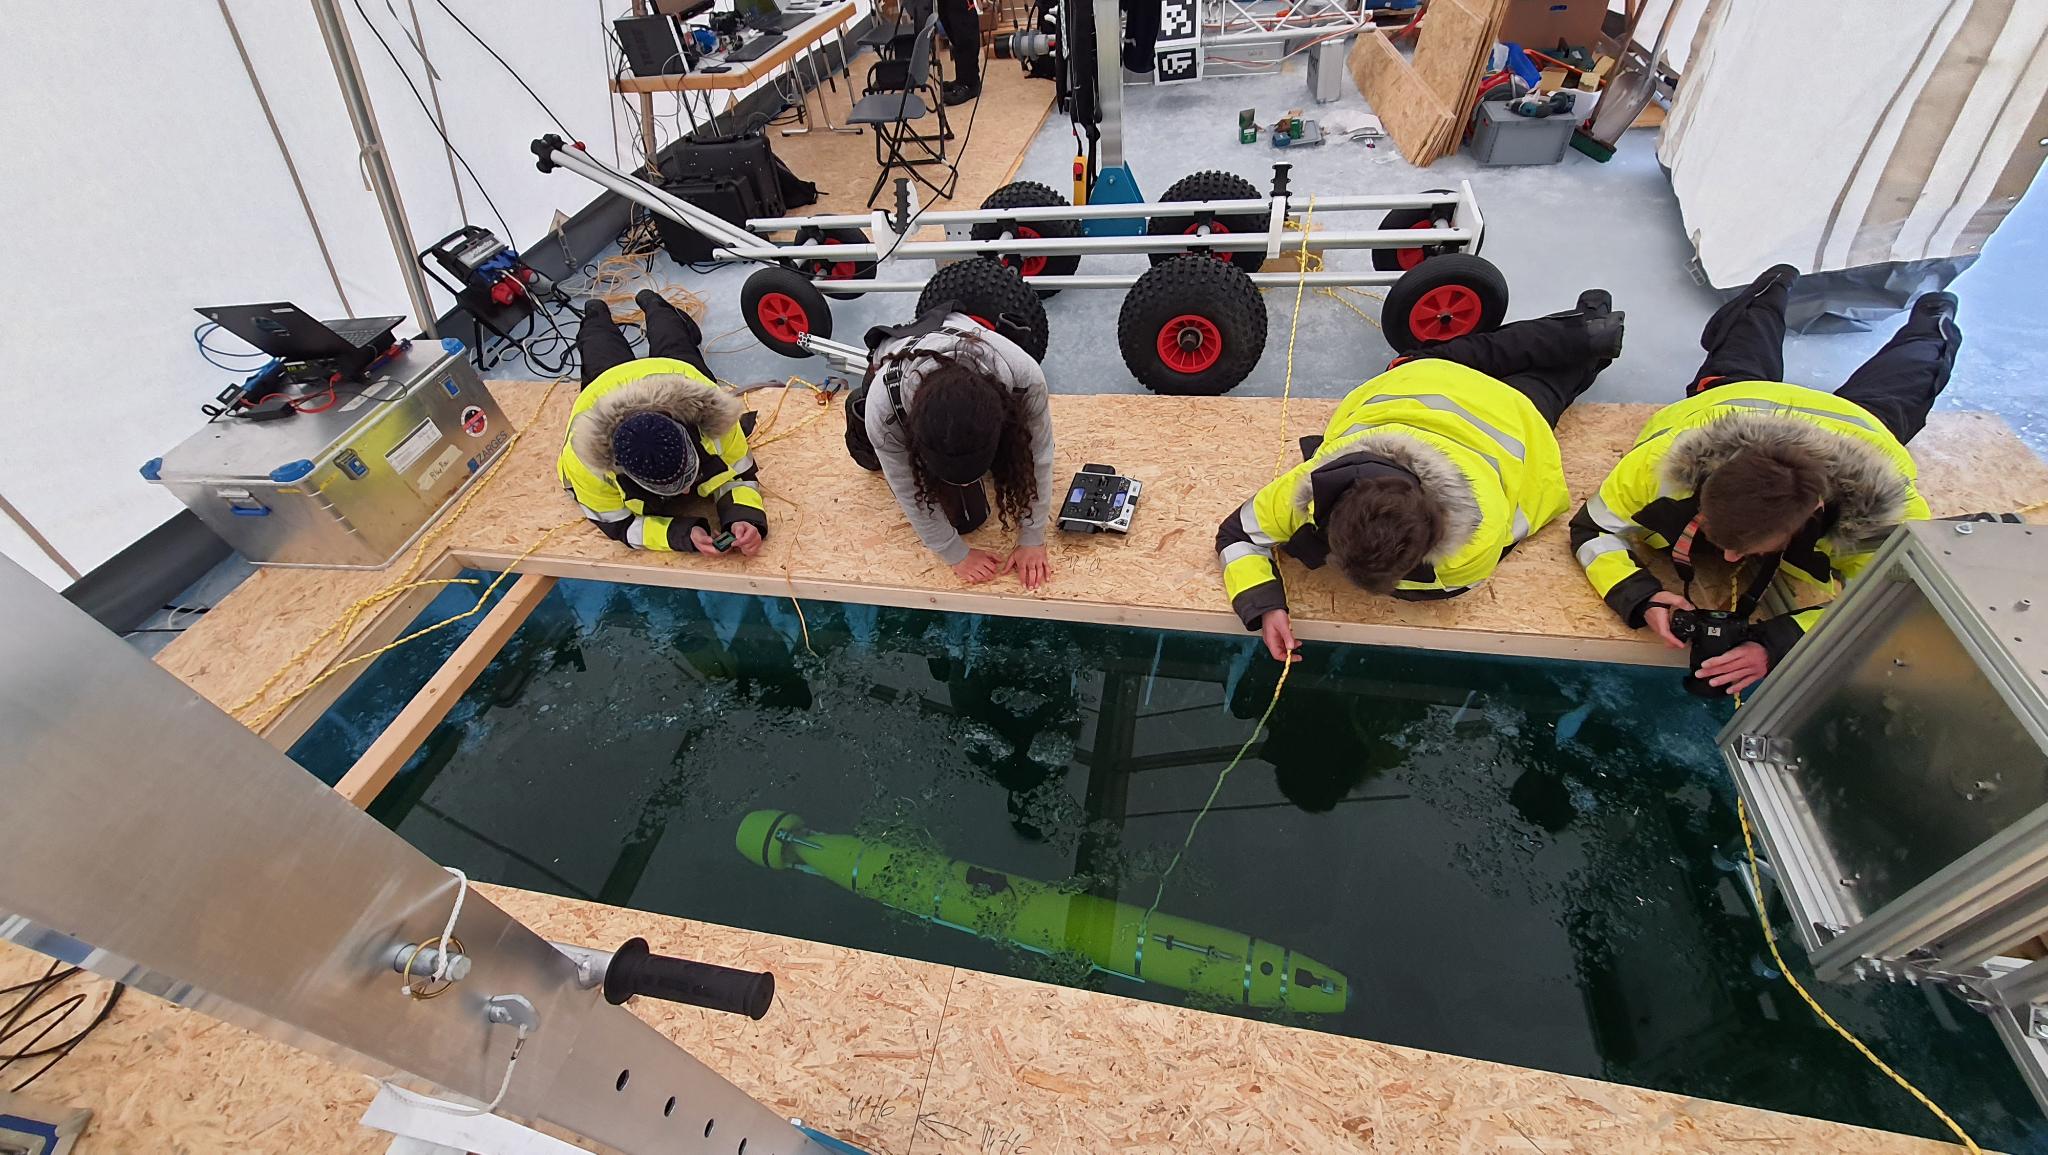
[291,578,2046,1151]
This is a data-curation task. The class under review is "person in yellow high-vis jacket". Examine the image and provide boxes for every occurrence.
[1570,264,1960,696]
[1218,292,1625,661]
[559,291,767,555]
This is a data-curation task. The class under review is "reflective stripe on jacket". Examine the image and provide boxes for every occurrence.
[558,357,764,552]
[1568,380,1927,660]
[1214,359,1570,628]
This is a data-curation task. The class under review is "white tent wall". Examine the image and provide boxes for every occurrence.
[0,3,357,590]
[1,0,850,589]
[1657,0,2048,287]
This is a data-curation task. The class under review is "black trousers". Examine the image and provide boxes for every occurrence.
[935,0,980,85]
[1408,310,1614,428]
[578,297,712,389]
[1688,274,1960,444]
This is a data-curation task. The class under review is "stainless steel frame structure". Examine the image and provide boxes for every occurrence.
[1719,520,2048,1109]
[0,554,840,1155]
[533,138,1485,296]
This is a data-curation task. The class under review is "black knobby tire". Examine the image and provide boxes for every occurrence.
[970,181,1081,298]
[1370,188,1458,272]
[915,258,1050,362]
[1146,170,1267,273]
[741,265,833,358]
[1117,255,1268,395]
[794,226,876,299]
[1382,253,1510,353]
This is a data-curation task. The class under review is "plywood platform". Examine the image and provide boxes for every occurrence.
[156,378,2048,731]
[0,883,1968,1154]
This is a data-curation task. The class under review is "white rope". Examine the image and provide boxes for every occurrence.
[402,866,470,995]
[430,866,467,983]
[377,1025,529,1117]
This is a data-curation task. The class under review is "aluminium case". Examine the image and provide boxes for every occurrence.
[145,342,512,568]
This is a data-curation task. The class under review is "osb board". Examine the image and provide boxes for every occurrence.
[0,941,384,1154]
[1349,0,1508,164]
[767,62,1058,219]
[914,968,1970,1155]
[450,386,2048,658]
[1,885,1970,1155]
[155,388,2048,721]
[1348,32,1448,161]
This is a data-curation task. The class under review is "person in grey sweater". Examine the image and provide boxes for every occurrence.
[846,311,1056,587]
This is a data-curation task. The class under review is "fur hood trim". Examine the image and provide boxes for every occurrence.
[1293,431,1483,562]
[1662,411,1909,544]
[571,374,742,473]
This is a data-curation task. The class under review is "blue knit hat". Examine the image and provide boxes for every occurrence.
[611,412,698,497]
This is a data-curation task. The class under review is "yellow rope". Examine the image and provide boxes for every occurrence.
[229,372,574,727]
[1736,800,1984,1153]
[1274,197,1316,474]
[1137,194,1319,940]
[242,521,578,733]
[760,487,816,657]
[1134,654,1292,937]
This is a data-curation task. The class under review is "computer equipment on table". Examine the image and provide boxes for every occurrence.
[736,0,810,33]
[614,13,690,76]
[726,31,787,61]
[654,0,716,16]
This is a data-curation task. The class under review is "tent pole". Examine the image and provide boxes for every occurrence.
[309,0,441,336]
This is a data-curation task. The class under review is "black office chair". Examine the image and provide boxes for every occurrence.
[847,15,956,205]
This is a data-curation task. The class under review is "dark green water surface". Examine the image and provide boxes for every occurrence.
[289,577,2046,1151]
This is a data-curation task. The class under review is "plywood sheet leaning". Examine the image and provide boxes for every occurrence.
[0,884,1971,1155]
[1347,0,1509,165]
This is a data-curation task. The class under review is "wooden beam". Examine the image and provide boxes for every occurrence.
[259,553,471,751]
[333,573,558,808]
[453,549,1686,669]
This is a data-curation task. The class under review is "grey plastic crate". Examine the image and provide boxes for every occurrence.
[1469,101,1576,166]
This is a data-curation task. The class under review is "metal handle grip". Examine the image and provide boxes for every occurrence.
[602,937,775,1020]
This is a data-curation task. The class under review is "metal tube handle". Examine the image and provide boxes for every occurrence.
[602,937,775,1020]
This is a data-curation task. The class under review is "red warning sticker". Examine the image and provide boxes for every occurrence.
[461,405,488,438]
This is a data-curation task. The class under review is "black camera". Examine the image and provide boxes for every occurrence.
[1668,608,1756,698]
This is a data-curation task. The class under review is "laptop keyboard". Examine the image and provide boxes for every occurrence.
[727,32,786,60]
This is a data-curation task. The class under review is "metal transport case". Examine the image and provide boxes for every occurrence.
[144,341,512,568]
[1719,520,2048,1110]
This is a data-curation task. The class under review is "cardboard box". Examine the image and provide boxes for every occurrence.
[1499,0,1604,53]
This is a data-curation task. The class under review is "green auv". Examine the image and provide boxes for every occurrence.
[737,810,1349,1014]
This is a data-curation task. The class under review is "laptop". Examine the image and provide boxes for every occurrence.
[735,0,809,34]
[613,14,690,77]
[196,303,402,362]
[726,30,787,61]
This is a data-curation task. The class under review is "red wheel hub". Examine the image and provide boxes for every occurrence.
[1408,284,1483,342]
[1395,220,1438,271]
[820,236,858,280]
[1184,221,1232,262]
[757,292,811,342]
[999,225,1047,278]
[1157,314,1223,375]
[967,314,995,330]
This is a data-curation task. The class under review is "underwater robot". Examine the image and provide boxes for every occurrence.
[736,809,1348,1014]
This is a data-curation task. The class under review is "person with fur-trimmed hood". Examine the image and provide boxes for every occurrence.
[1217,291,1626,662]
[1570,264,1960,696]
[558,291,766,556]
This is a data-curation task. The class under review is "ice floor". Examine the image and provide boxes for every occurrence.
[559,62,2045,447]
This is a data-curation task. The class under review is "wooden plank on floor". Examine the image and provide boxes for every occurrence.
[332,572,557,807]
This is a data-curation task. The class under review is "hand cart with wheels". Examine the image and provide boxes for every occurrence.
[532,136,1512,394]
